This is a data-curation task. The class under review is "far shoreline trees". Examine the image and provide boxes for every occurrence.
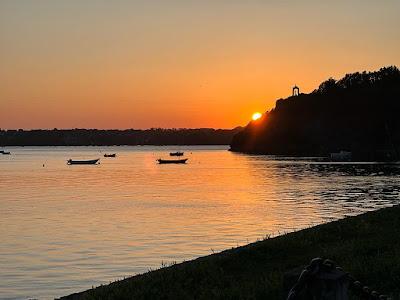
[0,127,242,146]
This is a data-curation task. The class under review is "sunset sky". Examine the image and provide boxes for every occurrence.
[1,0,399,129]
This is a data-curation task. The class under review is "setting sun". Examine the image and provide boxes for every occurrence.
[252,112,262,121]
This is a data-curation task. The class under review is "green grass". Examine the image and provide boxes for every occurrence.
[61,205,400,300]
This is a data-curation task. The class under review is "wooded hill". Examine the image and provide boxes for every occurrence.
[230,66,400,161]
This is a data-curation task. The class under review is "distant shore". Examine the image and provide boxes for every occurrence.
[60,205,400,300]
[0,128,242,146]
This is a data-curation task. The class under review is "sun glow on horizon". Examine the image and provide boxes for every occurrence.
[252,112,262,121]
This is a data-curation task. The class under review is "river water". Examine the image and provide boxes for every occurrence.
[1,146,399,299]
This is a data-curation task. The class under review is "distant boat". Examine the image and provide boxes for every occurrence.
[157,158,188,164]
[67,158,100,165]
[169,151,183,156]
[104,153,116,157]
[1,150,11,155]
[330,151,352,162]
[170,151,184,156]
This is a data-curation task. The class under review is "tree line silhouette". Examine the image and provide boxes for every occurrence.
[0,128,242,146]
[230,66,400,161]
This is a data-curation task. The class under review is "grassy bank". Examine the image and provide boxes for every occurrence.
[61,205,400,300]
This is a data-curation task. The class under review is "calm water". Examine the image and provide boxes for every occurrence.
[1,146,400,300]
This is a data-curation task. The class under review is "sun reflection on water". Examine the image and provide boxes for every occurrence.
[1,146,400,299]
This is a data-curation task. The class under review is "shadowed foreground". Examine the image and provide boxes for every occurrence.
[61,205,400,300]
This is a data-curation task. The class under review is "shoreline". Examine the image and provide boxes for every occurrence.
[60,205,400,299]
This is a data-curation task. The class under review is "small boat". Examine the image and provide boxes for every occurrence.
[157,158,188,164]
[1,151,11,155]
[104,153,116,158]
[170,151,184,156]
[330,151,352,162]
[67,158,100,165]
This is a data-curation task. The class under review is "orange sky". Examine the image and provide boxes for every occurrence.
[1,1,399,129]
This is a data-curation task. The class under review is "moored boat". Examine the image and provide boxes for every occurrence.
[330,151,352,162]
[67,158,100,165]
[169,151,184,156]
[157,158,188,164]
[104,153,116,157]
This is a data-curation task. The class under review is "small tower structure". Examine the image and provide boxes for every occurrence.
[292,85,300,96]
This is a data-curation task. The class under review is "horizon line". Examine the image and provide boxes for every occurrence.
[0,126,243,131]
